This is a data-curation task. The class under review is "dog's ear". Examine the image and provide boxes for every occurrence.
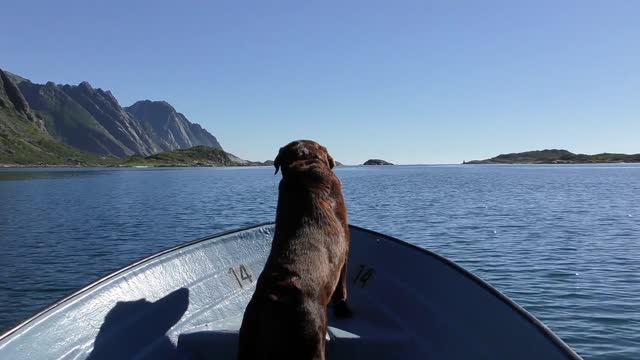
[327,153,335,169]
[274,147,283,174]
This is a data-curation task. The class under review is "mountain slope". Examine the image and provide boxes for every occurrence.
[0,69,109,165]
[18,81,131,156]
[125,100,221,152]
[59,82,160,156]
[5,70,224,158]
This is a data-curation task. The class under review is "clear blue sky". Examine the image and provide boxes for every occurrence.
[2,1,639,164]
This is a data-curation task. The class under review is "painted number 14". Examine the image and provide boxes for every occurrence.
[229,265,253,288]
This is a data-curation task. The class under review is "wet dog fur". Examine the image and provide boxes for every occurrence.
[237,140,352,360]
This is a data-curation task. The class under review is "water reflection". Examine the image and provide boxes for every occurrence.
[0,168,112,181]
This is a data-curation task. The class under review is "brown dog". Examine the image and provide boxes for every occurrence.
[237,140,352,360]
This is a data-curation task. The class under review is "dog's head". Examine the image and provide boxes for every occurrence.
[274,140,335,175]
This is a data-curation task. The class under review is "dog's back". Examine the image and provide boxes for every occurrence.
[238,140,350,360]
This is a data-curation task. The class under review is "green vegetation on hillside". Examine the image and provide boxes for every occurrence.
[18,81,129,156]
[465,149,640,164]
[0,68,241,167]
[1,137,265,167]
[121,146,239,167]
[0,69,118,166]
[0,107,119,166]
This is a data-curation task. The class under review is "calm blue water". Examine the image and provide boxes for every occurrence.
[1,165,639,359]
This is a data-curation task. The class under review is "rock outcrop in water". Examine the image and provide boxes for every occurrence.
[363,159,393,165]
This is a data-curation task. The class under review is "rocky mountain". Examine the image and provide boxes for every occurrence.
[59,81,161,156]
[126,100,221,152]
[6,69,221,157]
[17,80,131,156]
[0,69,108,165]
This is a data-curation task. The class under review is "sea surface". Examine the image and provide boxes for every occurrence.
[1,165,639,359]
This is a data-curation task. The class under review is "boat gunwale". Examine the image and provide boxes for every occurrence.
[0,223,583,359]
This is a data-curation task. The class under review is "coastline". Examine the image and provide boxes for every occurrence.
[463,161,640,165]
[0,163,272,169]
[464,150,640,165]
[4,162,640,169]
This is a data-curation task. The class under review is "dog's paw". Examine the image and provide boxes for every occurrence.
[333,300,353,319]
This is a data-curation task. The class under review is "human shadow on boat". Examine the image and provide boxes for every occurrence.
[87,287,189,360]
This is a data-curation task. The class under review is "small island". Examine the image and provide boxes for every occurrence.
[363,159,394,165]
[464,149,640,164]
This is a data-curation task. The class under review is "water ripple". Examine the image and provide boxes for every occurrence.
[1,165,639,359]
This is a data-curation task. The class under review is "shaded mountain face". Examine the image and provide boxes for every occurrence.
[126,100,221,152]
[0,69,46,146]
[0,70,31,115]
[0,70,47,133]
[6,70,222,157]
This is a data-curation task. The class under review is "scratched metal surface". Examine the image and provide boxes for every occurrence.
[0,224,581,359]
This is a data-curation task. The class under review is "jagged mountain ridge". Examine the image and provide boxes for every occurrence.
[17,80,131,156]
[126,100,221,153]
[6,69,221,157]
[59,82,160,156]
